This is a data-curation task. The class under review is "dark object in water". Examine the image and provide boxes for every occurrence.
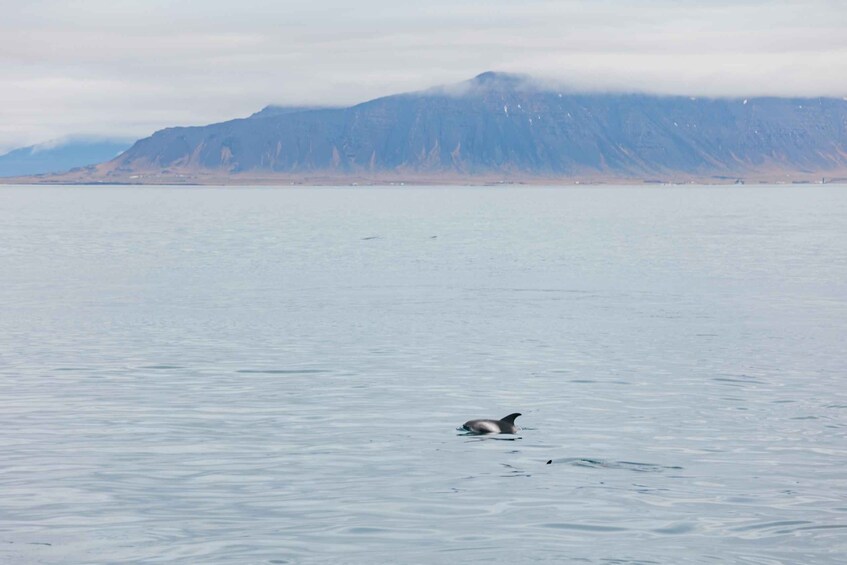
[546,460,552,464]
[461,413,521,434]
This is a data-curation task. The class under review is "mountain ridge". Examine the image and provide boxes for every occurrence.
[9,72,847,184]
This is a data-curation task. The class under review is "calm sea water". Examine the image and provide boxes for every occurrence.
[1,185,846,564]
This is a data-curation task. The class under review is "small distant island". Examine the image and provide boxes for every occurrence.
[6,72,847,186]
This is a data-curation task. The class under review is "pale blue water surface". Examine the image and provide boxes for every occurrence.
[1,185,846,564]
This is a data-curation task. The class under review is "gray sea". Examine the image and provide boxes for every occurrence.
[1,185,846,564]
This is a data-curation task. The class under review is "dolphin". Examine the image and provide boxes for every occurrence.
[461,413,521,434]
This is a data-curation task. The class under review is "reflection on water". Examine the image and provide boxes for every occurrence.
[1,185,846,564]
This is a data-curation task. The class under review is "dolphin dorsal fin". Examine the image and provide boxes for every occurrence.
[500,413,521,423]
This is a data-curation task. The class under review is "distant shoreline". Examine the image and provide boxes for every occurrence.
[3,171,846,187]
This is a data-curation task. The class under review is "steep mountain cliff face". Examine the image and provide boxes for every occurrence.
[100,72,847,180]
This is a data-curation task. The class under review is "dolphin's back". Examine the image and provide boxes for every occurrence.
[462,412,521,434]
[462,419,503,434]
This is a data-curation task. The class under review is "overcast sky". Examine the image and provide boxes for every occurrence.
[2,0,846,152]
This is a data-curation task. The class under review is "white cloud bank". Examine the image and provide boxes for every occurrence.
[1,0,846,152]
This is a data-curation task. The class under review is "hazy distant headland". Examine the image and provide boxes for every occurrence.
[0,138,131,178]
[7,72,847,186]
